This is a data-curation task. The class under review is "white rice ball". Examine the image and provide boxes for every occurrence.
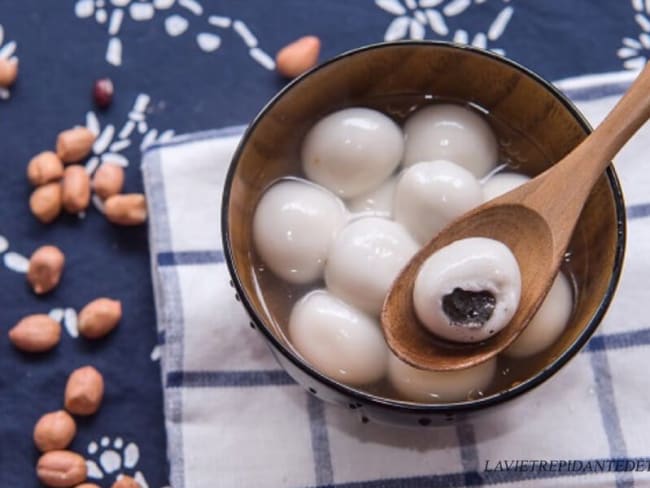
[302,107,404,198]
[504,272,573,358]
[325,217,418,316]
[346,176,397,218]
[482,172,531,201]
[253,179,347,284]
[413,237,521,343]
[394,160,483,244]
[289,290,389,386]
[403,104,498,178]
[388,352,497,403]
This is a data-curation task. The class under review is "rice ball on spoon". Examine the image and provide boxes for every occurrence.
[413,237,522,343]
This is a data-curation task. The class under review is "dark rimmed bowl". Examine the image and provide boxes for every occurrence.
[222,41,625,427]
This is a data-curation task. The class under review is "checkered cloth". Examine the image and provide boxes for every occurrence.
[141,72,650,488]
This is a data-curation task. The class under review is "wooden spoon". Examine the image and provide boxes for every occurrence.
[382,62,650,372]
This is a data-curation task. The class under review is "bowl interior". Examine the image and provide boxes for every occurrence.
[224,42,623,406]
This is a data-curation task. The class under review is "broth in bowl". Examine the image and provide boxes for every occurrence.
[223,42,624,423]
[250,99,576,404]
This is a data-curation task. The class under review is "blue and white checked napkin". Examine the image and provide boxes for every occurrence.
[141,71,650,488]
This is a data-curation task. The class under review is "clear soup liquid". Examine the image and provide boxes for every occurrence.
[250,95,578,403]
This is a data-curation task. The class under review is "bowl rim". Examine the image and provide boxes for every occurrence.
[221,40,626,415]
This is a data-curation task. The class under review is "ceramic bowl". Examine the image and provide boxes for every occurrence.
[222,41,625,426]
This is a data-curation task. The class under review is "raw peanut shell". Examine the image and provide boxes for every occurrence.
[111,476,141,488]
[36,450,87,487]
[78,298,122,339]
[33,410,77,452]
[27,151,64,186]
[27,245,65,294]
[62,165,91,213]
[57,127,95,163]
[0,58,18,87]
[8,314,61,353]
[92,163,124,199]
[64,366,104,416]
[104,194,147,226]
[276,36,321,78]
[30,183,63,223]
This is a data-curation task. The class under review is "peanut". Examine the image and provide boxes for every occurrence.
[92,163,124,199]
[57,127,95,163]
[27,151,64,186]
[27,245,65,294]
[33,410,77,452]
[111,476,141,488]
[36,450,87,487]
[8,314,61,353]
[276,36,321,78]
[30,182,63,223]
[78,298,121,339]
[76,484,101,488]
[64,366,104,415]
[104,193,147,226]
[0,58,18,87]
[62,165,91,213]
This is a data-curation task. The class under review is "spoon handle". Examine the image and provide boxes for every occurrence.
[566,61,650,182]
[514,62,650,250]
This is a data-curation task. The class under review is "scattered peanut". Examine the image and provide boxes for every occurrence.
[64,366,104,415]
[78,298,122,339]
[27,151,65,186]
[62,165,91,213]
[27,245,65,294]
[30,182,63,223]
[33,410,77,452]
[8,314,61,353]
[0,58,18,87]
[56,127,95,164]
[92,163,124,199]
[276,36,321,78]
[111,476,141,488]
[76,484,101,488]
[104,193,147,226]
[36,450,87,488]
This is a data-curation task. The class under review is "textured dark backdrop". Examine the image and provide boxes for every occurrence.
[0,1,642,486]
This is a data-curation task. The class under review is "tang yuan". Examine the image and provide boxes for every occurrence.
[504,272,573,358]
[483,172,531,201]
[301,108,404,198]
[403,104,498,178]
[388,352,497,403]
[394,160,483,244]
[289,290,389,386]
[325,217,418,316]
[347,176,397,218]
[253,179,346,284]
[413,237,521,343]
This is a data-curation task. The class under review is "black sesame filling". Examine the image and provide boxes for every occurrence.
[442,288,496,327]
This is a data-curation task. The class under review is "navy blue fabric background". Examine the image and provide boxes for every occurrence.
[0,1,643,486]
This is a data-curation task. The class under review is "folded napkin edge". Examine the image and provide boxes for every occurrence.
[141,125,247,163]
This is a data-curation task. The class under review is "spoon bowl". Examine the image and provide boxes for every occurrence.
[382,62,650,372]
[383,199,555,371]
